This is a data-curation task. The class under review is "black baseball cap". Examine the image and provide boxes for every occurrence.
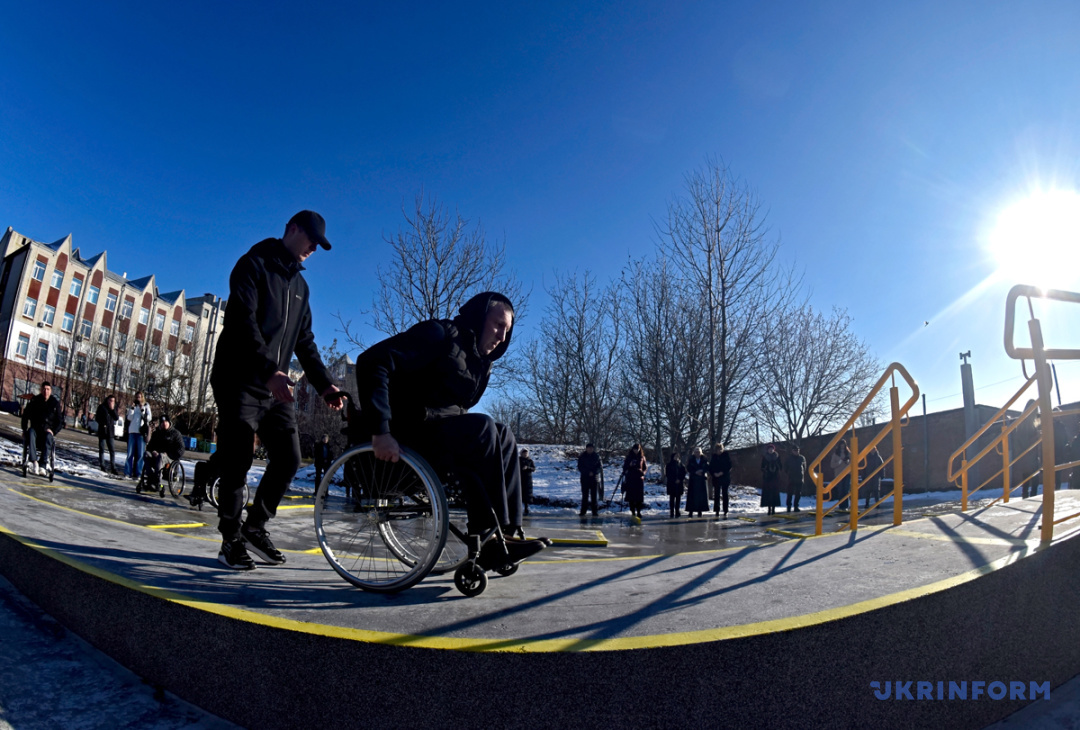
[288,210,331,251]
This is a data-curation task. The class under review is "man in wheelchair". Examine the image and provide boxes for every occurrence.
[21,381,63,476]
[143,414,185,489]
[355,292,549,571]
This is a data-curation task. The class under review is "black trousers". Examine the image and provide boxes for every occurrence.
[212,390,301,541]
[98,434,115,471]
[714,478,730,514]
[788,480,803,509]
[580,477,599,515]
[668,493,682,516]
[402,414,522,533]
[24,428,54,466]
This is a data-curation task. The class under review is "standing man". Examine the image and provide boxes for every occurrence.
[22,381,63,475]
[211,210,341,570]
[313,434,334,489]
[577,443,602,517]
[125,392,151,479]
[519,448,536,516]
[95,395,120,474]
[785,444,807,513]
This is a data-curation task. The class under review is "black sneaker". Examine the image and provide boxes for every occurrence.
[241,526,286,565]
[218,539,256,571]
[478,537,546,570]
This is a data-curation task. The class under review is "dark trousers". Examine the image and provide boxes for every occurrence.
[213,390,301,541]
[862,479,880,508]
[788,480,803,510]
[25,428,54,466]
[314,464,325,488]
[580,477,599,515]
[668,494,682,517]
[98,434,115,471]
[714,479,730,514]
[404,414,522,533]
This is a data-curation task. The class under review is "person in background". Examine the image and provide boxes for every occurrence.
[577,443,602,517]
[623,443,648,518]
[785,444,806,513]
[95,394,120,475]
[519,448,536,516]
[709,442,733,519]
[143,414,185,489]
[686,446,710,517]
[21,381,63,475]
[314,434,334,489]
[761,443,783,516]
[125,391,151,480]
[862,445,885,511]
[666,450,687,518]
[829,439,852,507]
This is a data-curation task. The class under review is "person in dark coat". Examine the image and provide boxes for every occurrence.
[761,443,783,515]
[210,210,342,570]
[685,447,710,517]
[577,444,602,516]
[143,414,186,488]
[95,394,120,474]
[1013,401,1040,499]
[861,446,885,510]
[355,291,548,569]
[785,444,806,513]
[829,439,852,506]
[623,444,647,518]
[709,442,733,518]
[519,448,536,516]
[666,451,687,518]
[313,434,334,488]
[21,381,64,475]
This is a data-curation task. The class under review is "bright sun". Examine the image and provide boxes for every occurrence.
[988,189,1080,288]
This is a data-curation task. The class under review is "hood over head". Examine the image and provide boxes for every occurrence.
[454,291,515,361]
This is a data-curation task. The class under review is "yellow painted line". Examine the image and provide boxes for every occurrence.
[886,528,1037,547]
[276,504,314,511]
[766,527,811,539]
[548,530,608,546]
[0,518,1061,654]
[148,523,207,530]
[735,516,757,523]
[774,513,801,521]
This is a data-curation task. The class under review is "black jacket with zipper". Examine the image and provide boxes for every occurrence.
[211,238,332,399]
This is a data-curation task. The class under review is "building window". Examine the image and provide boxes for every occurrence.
[128,370,139,389]
[79,318,92,338]
[92,360,105,381]
[169,319,180,336]
[55,348,68,369]
[184,323,195,343]
[139,307,150,325]
[116,332,128,351]
[149,344,160,362]
[133,339,144,357]
[87,285,100,305]
[35,341,49,365]
[32,261,47,281]
[42,304,55,326]
[105,291,118,311]
[113,367,124,387]
[165,350,175,366]
[22,297,37,319]
[50,268,64,288]
[121,299,134,319]
[203,309,209,319]
[154,312,165,331]
[98,327,110,346]
[146,375,157,395]
[74,354,87,376]
[61,312,75,333]
[15,334,29,358]
[70,278,83,297]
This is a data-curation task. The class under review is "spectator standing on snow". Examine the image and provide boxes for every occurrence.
[709,442,733,519]
[623,444,648,518]
[519,448,536,516]
[577,443,602,516]
[686,447,710,517]
[313,434,334,488]
[785,444,806,513]
[861,445,884,510]
[95,395,120,475]
[666,451,687,518]
[829,439,852,506]
[125,391,151,480]
[761,443,782,516]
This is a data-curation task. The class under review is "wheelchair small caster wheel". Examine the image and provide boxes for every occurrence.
[454,564,488,597]
[494,563,519,577]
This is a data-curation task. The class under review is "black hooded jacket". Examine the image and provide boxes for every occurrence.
[211,238,332,398]
[354,292,514,437]
[22,394,64,435]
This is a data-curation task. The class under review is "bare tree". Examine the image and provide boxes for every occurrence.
[754,304,881,444]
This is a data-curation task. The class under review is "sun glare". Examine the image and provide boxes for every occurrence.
[988,189,1080,289]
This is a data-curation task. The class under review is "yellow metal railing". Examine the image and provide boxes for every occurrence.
[809,363,920,536]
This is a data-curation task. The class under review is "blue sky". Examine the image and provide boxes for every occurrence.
[2,1,1079,415]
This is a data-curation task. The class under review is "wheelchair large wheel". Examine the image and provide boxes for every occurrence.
[314,444,448,593]
[167,461,186,498]
[207,478,249,509]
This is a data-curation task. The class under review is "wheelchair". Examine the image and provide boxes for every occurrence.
[21,432,55,482]
[137,457,185,498]
[312,394,523,597]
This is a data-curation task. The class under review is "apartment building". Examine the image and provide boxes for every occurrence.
[0,226,226,424]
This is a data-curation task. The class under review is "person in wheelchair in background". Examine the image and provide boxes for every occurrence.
[21,381,63,476]
[143,414,184,489]
[354,291,549,571]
